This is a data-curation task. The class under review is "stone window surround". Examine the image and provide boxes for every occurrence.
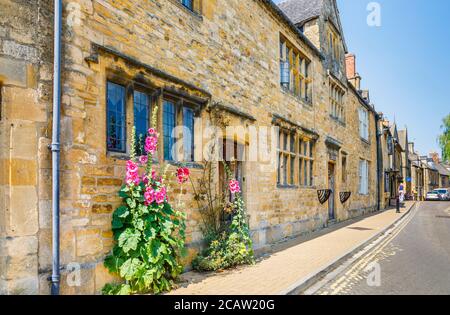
[328,73,347,125]
[161,92,200,163]
[359,158,370,195]
[105,80,204,164]
[85,44,210,167]
[359,106,370,143]
[279,34,313,105]
[274,115,318,190]
[327,20,342,62]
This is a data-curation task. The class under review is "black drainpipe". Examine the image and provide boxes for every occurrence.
[375,113,382,211]
[49,0,62,295]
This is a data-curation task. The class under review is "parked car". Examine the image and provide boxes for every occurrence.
[426,191,441,201]
[434,188,450,201]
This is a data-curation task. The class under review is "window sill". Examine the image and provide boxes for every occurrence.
[277,184,298,190]
[277,184,316,190]
[107,152,129,161]
[360,138,371,145]
[280,87,313,108]
[166,160,204,169]
[329,115,346,126]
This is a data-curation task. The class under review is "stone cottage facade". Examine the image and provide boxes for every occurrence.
[1,0,379,294]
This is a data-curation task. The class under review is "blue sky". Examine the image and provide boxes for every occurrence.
[274,0,450,156]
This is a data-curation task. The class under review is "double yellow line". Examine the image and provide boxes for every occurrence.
[324,205,420,295]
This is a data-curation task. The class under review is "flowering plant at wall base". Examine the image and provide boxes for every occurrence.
[191,164,254,272]
[103,112,187,295]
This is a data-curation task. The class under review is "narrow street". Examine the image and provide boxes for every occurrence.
[312,202,450,295]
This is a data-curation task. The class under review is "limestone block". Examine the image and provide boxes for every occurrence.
[0,235,38,258]
[0,276,39,295]
[1,255,38,280]
[9,186,38,236]
[0,57,27,87]
[2,40,38,63]
[2,87,47,122]
[76,229,103,257]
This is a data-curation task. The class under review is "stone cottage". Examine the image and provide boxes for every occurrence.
[1,0,379,294]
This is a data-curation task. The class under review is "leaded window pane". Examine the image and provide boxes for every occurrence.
[107,82,126,152]
[163,100,176,161]
[133,91,150,156]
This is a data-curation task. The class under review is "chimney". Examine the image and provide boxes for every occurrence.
[345,53,361,90]
[361,90,370,103]
[429,152,440,164]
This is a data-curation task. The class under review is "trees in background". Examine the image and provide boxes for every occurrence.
[439,114,450,162]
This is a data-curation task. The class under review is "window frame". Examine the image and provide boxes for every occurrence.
[106,81,127,154]
[162,93,199,163]
[330,82,345,123]
[277,130,315,189]
[298,137,315,187]
[277,130,296,187]
[359,107,370,141]
[359,159,369,195]
[279,35,312,103]
[133,89,152,157]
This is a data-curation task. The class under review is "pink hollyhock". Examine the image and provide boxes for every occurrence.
[176,167,190,184]
[155,187,167,205]
[145,136,158,155]
[229,179,241,194]
[125,160,140,185]
[126,160,139,174]
[139,155,148,166]
[148,128,157,135]
[144,188,155,205]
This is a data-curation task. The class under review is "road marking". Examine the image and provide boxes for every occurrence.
[312,204,420,295]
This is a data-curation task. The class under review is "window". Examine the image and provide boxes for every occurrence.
[134,91,151,156]
[163,100,176,161]
[163,97,197,162]
[277,130,295,186]
[341,154,347,184]
[328,29,340,61]
[299,139,314,187]
[183,107,195,162]
[359,160,369,195]
[107,82,126,153]
[179,0,202,14]
[279,36,312,103]
[359,107,369,141]
[330,83,345,122]
[277,130,315,188]
[180,0,193,11]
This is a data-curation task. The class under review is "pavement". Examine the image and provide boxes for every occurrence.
[168,201,415,295]
[312,201,450,295]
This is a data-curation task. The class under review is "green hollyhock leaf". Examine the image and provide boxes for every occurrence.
[104,254,124,274]
[119,258,141,280]
[134,218,145,231]
[162,203,174,216]
[112,216,124,230]
[116,206,130,219]
[118,228,141,253]
[126,198,136,209]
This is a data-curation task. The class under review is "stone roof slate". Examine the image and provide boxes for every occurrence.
[278,0,324,25]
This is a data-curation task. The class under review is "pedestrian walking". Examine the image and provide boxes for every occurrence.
[398,181,405,203]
